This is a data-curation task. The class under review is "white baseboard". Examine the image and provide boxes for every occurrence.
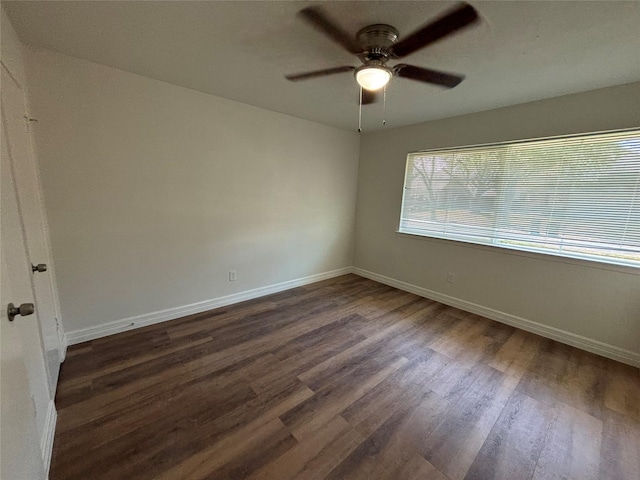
[352,267,640,368]
[66,267,353,345]
[64,264,639,368]
[41,400,56,474]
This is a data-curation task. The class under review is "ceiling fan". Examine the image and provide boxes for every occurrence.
[285,2,480,104]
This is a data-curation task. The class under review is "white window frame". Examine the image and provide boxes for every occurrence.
[398,128,640,269]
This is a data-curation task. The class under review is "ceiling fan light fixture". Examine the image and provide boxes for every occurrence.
[355,65,392,91]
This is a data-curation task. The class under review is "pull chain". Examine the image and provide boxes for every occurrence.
[382,85,387,127]
[358,86,363,133]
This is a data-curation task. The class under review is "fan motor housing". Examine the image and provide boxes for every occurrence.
[356,24,399,47]
[357,24,399,63]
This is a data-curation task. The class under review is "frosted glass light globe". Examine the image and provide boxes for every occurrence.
[356,66,392,91]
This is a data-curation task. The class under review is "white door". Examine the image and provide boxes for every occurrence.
[1,102,46,478]
[1,67,51,476]
[1,256,46,480]
[1,66,63,392]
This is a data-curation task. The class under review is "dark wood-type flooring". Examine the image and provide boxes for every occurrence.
[51,274,640,480]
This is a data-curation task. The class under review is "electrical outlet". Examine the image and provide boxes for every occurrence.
[229,270,237,281]
[446,272,455,283]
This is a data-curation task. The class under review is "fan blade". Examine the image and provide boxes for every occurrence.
[361,89,379,105]
[285,66,355,81]
[299,7,361,54]
[394,64,464,88]
[391,2,479,58]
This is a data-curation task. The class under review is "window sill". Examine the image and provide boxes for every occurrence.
[395,230,640,276]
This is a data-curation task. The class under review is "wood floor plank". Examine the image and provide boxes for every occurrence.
[396,390,454,456]
[598,408,640,480]
[52,364,258,476]
[519,344,609,420]
[382,452,449,480]
[270,313,368,362]
[296,299,434,390]
[387,310,456,361]
[55,360,191,433]
[57,332,213,390]
[50,275,640,480]
[464,390,554,480]
[429,313,493,358]
[246,415,354,480]
[289,423,364,480]
[559,349,609,419]
[518,340,575,393]
[341,351,448,437]
[489,328,544,380]
[325,398,447,480]
[603,361,640,421]
[155,389,313,480]
[281,356,409,440]
[166,301,277,341]
[103,383,316,480]
[163,416,295,480]
[532,402,602,480]
[53,378,92,409]
[424,359,482,404]
[419,366,520,480]
[179,296,377,376]
[250,328,367,397]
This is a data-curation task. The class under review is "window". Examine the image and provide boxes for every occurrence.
[399,129,640,268]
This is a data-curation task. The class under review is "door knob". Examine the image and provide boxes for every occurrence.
[31,263,47,273]
[7,303,35,322]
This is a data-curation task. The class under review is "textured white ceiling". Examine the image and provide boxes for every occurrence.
[4,1,640,132]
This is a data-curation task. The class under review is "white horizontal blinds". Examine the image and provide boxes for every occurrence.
[400,130,640,267]
[498,132,640,254]
[401,147,503,240]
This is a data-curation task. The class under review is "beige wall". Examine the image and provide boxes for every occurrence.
[23,44,640,359]
[355,83,640,356]
[25,48,360,333]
